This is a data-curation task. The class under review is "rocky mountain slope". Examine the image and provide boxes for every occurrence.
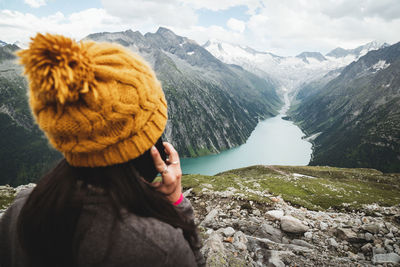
[0,44,61,186]
[203,40,386,91]
[2,165,399,266]
[86,28,282,158]
[0,28,281,185]
[290,42,400,172]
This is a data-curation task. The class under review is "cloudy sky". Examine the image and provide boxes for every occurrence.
[1,0,399,56]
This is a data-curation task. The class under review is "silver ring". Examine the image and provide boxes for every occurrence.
[161,165,168,174]
[171,161,179,165]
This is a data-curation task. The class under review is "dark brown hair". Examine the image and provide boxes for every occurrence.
[17,158,199,267]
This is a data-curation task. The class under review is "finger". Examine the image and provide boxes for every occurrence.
[149,181,162,188]
[163,142,180,164]
[151,146,167,173]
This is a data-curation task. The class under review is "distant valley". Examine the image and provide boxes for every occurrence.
[204,39,399,172]
[0,28,399,186]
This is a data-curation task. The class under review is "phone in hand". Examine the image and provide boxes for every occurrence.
[130,138,167,183]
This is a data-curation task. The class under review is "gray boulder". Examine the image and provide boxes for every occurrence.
[266,210,284,221]
[200,208,220,228]
[372,253,400,264]
[280,216,309,234]
[254,223,283,243]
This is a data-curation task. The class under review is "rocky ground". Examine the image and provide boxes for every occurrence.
[186,188,400,266]
[182,165,400,266]
[1,165,400,266]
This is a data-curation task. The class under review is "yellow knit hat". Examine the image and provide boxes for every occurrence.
[17,33,168,167]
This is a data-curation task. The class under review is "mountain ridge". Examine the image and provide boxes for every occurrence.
[86,27,282,157]
[290,42,400,172]
[0,28,282,185]
[203,40,388,92]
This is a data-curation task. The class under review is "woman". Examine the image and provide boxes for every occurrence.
[0,33,205,267]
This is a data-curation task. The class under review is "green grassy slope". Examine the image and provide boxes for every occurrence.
[182,165,400,211]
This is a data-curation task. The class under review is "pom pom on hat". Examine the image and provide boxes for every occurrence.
[17,33,168,167]
[17,33,96,104]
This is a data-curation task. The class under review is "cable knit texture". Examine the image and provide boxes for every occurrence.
[17,33,168,167]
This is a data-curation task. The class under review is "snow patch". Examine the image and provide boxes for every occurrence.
[304,132,322,141]
[204,40,385,91]
[0,104,12,117]
[293,173,316,179]
[187,51,195,56]
[371,60,390,72]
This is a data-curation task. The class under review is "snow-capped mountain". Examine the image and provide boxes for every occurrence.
[326,41,389,58]
[296,52,327,63]
[203,40,388,92]
[12,40,28,49]
[0,40,7,47]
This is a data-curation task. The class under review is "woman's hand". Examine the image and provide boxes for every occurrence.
[150,142,182,204]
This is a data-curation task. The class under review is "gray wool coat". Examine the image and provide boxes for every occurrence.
[0,188,205,267]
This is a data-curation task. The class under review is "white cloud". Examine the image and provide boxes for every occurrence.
[24,0,46,8]
[244,0,400,55]
[320,0,400,21]
[101,0,198,30]
[0,9,129,44]
[182,0,263,13]
[170,25,247,47]
[227,18,245,33]
[1,0,399,56]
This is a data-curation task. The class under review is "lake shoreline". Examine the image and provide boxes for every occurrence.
[180,92,312,175]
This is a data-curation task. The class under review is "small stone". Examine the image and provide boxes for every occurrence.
[221,227,235,237]
[384,238,393,246]
[372,253,400,264]
[200,232,225,264]
[224,236,233,243]
[206,229,214,235]
[361,243,373,254]
[343,245,349,251]
[200,209,220,227]
[233,231,248,250]
[353,218,362,226]
[365,232,374,241]
[254,223,283,243]
[291,239,314,248]
[336,228,358,242]
[265,210,284,221]
[386,245,394,252]
[381,226,389,235]
[304,232,312,240]
[280,216,309,234]
[328,238,338,248]
[270,197,280,203]
[374,247,386,255]
[319,221,328,231]
[363,223,380,234]
[268,250,287,267]
[357,253,365,261]
[386,232,394,238]
[347,251,357,260]
[252,209,261,216]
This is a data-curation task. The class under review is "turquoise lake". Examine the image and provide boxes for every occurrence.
[180,94,312,175]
